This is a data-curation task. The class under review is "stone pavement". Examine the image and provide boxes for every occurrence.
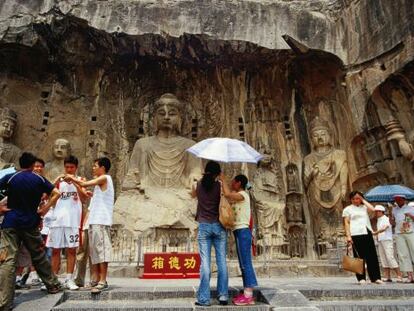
[12,277,414,311]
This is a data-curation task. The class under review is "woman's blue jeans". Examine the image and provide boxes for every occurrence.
[234,228,258,288]
[197,222,228,304]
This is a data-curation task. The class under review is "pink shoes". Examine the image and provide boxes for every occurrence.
[232,294,255,305]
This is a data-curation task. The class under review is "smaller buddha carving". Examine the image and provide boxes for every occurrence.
[45,138,71,181]
[0,108,21,169]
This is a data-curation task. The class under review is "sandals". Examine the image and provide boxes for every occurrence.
[396,277,404,283]
[79,281,99,291]
[91,282,109,294]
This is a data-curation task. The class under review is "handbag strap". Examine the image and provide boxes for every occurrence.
[347,244,361,258]
[218,180,224,197]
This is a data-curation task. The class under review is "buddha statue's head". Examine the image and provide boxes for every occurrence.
[0,108,17,140]
[153,93,184,135]
[309,117,332,150]
[52,138,71,160]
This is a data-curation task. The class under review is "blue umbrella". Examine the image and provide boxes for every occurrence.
[364,184,414,202]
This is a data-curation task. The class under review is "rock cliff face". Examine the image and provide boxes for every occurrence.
[0,0,413,258]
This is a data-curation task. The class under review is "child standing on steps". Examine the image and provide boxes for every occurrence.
[373,205,403,282]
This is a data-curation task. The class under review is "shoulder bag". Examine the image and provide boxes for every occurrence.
[218,182,235,230]
[342,245,364,275]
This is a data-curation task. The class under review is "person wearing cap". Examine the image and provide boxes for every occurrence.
[343,191,382,284]
[390,195,414,282]
[373,205,402,282]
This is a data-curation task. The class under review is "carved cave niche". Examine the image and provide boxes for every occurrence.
[285,192,304,223]
[288,51,349,152]
[287,224,306,258]
[351,171,391,194]
[285,163,300,193]
[359,60,414,187]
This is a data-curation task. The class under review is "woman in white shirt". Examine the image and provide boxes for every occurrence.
[343,191,382,284]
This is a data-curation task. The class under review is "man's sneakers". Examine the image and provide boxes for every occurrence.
[30,278,42,287]
[65,279,79,291]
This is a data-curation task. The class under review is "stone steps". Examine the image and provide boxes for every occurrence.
[313,298,414,311]
[301,287,414,311]
[51,288,271,311]
[53,299,269,311]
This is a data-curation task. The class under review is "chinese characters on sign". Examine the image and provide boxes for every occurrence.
[142,253,200,279]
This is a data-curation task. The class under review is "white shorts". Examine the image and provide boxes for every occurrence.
[46,227,80,249]
[378,239,399,268]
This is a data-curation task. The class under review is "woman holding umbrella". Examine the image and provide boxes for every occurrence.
[192,161,228,306]
[343,191,382,284]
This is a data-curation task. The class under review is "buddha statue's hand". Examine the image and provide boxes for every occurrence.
[309,165,319,179]
[121,170,142,191]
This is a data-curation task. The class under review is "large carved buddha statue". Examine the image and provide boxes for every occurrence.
[303,117,348,243]
[0,108,21,169]
[114,93,202,233]
[45,138,71,182]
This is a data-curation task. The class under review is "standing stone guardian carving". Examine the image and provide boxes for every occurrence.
[0,108,21,169]
[114,93,202,233]
[303,117,348,243]
[251,150,285,256]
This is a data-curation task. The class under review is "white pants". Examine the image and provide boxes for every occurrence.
[395,233,414,272]
[378,240,398,268]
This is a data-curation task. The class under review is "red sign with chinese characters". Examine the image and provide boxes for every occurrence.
[141,252,200,279]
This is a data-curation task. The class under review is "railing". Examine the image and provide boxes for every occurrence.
[110,228,345,266]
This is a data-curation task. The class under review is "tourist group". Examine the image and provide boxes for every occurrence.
[344,191,414,284]
[0,152,114,310]
[0,153,258,309]
[3,153,414,310]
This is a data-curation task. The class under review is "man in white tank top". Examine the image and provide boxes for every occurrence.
[46,156,88,290]
[65,157,114,293]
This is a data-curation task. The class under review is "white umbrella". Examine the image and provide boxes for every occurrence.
[187,137,263,163]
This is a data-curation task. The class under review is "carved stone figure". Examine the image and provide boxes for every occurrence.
[44,138,71,182]
[114,93,202,233]
[286,163,300,192]
[286,192,303,223]
[386,119,414,163]
[303,117,348,243]
[0,108,21,169]
[288,225,306,258]
[251,150,285,252]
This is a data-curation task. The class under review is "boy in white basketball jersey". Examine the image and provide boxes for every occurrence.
[65,157,114,293]
[46,156,88,290]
